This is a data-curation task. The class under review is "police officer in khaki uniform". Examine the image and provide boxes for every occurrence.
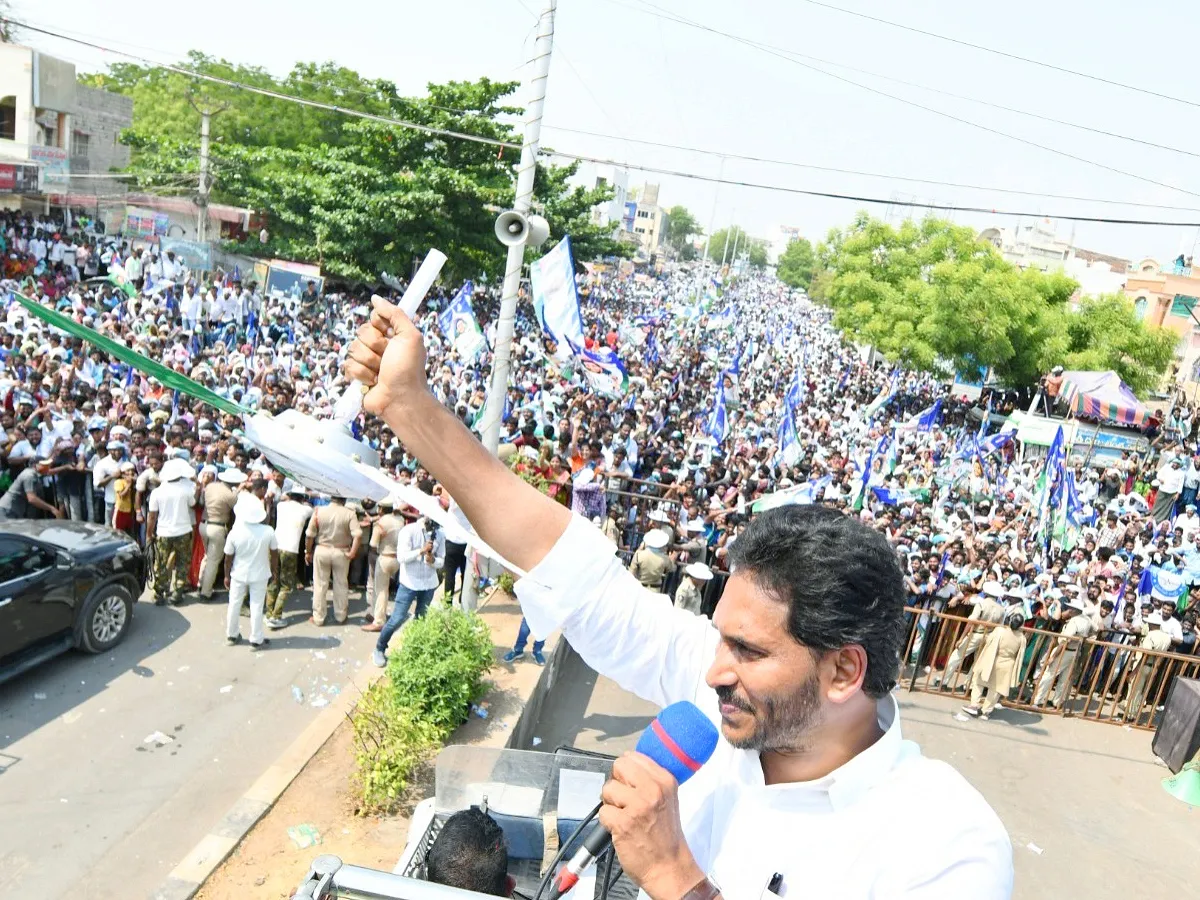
[938,581,1008,691]
[630,528,675,593]
[304,496,362,624]
[199,467,243,599]
[1118,611,1174,722]
[364,500,402,631]
[1033,593,1095,708]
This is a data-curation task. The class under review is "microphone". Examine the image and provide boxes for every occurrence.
[551,701,719,899]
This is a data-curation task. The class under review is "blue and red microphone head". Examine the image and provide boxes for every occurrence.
[635,701,720,785]
[551,703,718,899]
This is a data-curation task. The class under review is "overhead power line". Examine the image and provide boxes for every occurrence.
[796,0,1200,110]
[12,17,1200,227]
[619,0,1200,201]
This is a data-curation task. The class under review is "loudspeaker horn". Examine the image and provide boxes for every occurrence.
[1162,766,1200,806]
[495,210,529,247]
[526,214,550,248]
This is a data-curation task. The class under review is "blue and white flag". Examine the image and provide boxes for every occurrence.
[915,399,942,432]
[438,282,485,362]
[977,432,1013,457]
[872,485,915,506]
[1138,565,1187,606]
[706,383,729,444]
[776,405,801,466]
[785,374,807,416]
[530,237,585,361]
[578,346,629,399]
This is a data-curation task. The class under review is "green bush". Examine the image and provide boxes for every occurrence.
[351,606,494,814]
[388,606,495,731]
[351,679,442,813]
[496,572,515,595]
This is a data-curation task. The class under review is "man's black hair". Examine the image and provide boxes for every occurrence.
[425,808,509,896]
[727,505,906,697]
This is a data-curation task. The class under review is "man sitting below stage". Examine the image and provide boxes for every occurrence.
[425,808,514,897]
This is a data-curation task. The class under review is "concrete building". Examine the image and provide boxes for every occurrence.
[571,161,629,232]
[69,85,133,195]
[978,219,1129,298]
[1123,259,1200,385]
[631,182,668,256]
[0,44,133,206]
[0,43,76,198]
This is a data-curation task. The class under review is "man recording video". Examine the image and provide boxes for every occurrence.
[371,478,446,667]
[347,299,1012,899]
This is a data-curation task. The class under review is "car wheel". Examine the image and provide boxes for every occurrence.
[79,583,134,653]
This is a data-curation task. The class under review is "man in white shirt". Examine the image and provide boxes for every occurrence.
[346,301,1014,900]
[223,493,279,648]
[371,503,445,667]
[146,458,197,605]
[93,440,124,525]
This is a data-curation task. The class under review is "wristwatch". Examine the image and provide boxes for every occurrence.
[680,876,721,900]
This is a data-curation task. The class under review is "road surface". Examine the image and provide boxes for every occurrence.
[0,588,381,900]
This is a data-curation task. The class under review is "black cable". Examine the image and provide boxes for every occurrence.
[533,801,602,900]
[796,0,1200,111]
[598,847,617,900]
[616,0,1200,201]
[17,15,1200,226]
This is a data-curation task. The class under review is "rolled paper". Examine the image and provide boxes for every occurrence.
[333,248,448,424]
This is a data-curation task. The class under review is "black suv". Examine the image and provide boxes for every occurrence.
[0,520,145,685]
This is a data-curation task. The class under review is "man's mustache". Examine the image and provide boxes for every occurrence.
[715,685,753,713]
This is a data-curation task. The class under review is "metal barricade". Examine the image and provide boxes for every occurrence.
[901,606,1200,730]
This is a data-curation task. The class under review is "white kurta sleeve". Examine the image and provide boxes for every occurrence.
[515,513,719,710]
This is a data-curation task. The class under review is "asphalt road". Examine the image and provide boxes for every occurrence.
[0,586,383,900]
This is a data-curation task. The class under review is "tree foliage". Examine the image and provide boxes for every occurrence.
[816,213,1177,394]
[663,205,701,253]
[1063,294,1179,396]
[708,226,766,268]
[81,54,629,281]
[777,237,816,289]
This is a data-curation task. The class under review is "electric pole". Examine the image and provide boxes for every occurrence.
[189,98,228,245]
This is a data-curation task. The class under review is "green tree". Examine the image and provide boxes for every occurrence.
[663,205,701,253]
[82,56,629,280]
[777,237,816,289]
[1062,294,1178,396]
[0,2,15,42]
[818,214,1062,381]
[817,213,1174,393]
[707,226,749,264]
[747,241,768,270]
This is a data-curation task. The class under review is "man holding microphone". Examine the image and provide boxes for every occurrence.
[346,297,1012,899]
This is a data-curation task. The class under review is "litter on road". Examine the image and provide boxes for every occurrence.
[287,824,322,849]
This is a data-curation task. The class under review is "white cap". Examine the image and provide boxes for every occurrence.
[685,562,714,581]
[644,529,670,550]
[1146,611,1164,625]
[233,492,267,524]
[572,468,595,488]
[218,468,247,485]
[981,581,1005,598]
[160,458,195,482]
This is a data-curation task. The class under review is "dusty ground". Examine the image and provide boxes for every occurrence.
[195,719,433,900]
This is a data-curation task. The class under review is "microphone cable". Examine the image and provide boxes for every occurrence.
[533,802,602,900]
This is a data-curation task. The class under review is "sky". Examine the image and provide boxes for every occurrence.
[11,0,1200,264]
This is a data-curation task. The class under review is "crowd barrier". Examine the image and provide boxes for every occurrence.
[902,606,1200,730]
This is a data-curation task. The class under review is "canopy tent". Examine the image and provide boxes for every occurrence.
[1059,370,1148,427]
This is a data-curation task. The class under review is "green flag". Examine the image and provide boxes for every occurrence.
[11,293,246,417]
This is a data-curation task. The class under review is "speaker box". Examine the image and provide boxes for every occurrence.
[1152,677,1200,774]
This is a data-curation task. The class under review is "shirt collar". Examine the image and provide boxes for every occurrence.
[744,694,907,812]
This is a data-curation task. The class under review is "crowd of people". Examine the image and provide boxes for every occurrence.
[1,206,1198,719]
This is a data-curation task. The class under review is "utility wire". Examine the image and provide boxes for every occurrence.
[13,17,1200,227]
[796,0,1200,110]
[542,124,1200,213]
[619,0,1200,201]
